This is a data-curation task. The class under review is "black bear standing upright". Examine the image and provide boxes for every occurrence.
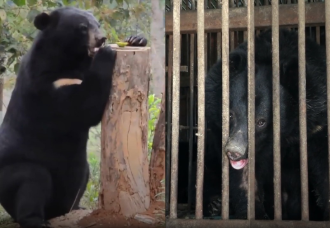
[0,7,147,228]
[205,28,329,220]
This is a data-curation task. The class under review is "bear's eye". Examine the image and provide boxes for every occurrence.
[229,112,234,120]
[257,119,266,127]
[79,23,88,33]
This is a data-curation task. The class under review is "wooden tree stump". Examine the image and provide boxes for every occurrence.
[99,45,151,217]
[149,94,166,202]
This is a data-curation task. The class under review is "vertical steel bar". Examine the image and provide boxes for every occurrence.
[221,0,230,220]
[166,35,173,216]
[325,0,330,221]
[195,0,205,219]
[217,32,222,60]
[272,0,282,221]
[170,0,180,219]
[247,0,255,221]
[298,0,309,221]
[188,34,195,211]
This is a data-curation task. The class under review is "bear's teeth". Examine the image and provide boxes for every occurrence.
[94,48,99,52]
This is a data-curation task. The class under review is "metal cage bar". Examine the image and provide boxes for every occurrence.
[195,0,205,219]
[325,0,330,221]
[165,3,326,34]
[167,219,330,228]
[170,0,181,219]
[165,0,329,227]
[221,0,230,221]
[298,0,309,221]
[247,0,256,221]
[271,0,282,221]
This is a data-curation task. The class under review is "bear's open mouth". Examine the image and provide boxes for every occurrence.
[229,159,248,170]
[88,42,105,57]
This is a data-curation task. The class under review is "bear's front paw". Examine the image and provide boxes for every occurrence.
[91,46,117,75]
[208,196,222,217]
[94,46,117,63]
[124,35,147,47]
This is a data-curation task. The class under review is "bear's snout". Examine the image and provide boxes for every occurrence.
[224,139,247,161]
[226,151,244,161]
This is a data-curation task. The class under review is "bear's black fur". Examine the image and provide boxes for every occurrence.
[177,141,223,217]
[0,7,147,227]
[205,28,329,220]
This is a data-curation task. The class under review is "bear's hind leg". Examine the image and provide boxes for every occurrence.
[0,163,52,228]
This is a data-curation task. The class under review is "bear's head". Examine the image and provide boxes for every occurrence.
[223,48,294,170]
[33,7,106,58]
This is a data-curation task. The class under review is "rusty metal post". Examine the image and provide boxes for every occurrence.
[325,0,330,221]
[195,0,205,219]
[298,0,309,221]
[170,0,180,219]
[221,0,230,221]
[247,0,255,220]
[272,0,282,221]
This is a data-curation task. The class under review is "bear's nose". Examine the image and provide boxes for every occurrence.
[226,151,243,161]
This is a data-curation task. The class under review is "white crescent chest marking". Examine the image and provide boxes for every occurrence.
[53,78,82,89]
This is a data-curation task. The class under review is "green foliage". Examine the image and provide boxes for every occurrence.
[148,94,161,158]
[0,0,151,75]
[81,152,100,210]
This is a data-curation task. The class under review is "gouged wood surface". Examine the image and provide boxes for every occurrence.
[99,46,151,217]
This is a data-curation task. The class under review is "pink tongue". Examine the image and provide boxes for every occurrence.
[230,159,248,170]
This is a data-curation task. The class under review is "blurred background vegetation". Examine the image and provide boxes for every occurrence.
[0,0,163,225]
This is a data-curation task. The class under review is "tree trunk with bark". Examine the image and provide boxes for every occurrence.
[149,94,166,202]
[99,45,151,218]
[150,0,165,97]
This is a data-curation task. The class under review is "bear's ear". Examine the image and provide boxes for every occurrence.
[229,51,244,72]
[34,12,51,30]
[34,11,60,31]
[280,57,299,100]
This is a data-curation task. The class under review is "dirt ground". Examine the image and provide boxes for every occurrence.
[0,206,164,228]
[0,201,165,228]
[77,202,165,228]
